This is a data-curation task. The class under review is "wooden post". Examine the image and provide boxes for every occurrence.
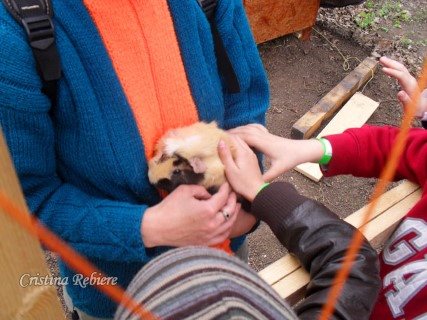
[0,129,65,319]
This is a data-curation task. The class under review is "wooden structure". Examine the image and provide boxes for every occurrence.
[295,92,379,182]
[291,57,378,139]
[244,0,321,43]
[258,181,421,303]
[0,131,66,319]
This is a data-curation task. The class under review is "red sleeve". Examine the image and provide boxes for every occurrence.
[323,125,427,187]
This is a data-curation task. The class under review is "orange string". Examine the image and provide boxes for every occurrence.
[319,59,427,320]
[0,192,158,320]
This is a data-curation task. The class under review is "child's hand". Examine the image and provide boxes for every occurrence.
[218,136,265,202]
[229,124,324,181]
[380,56,427,118]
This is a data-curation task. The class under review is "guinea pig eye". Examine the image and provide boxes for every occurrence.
[173,169,181,175]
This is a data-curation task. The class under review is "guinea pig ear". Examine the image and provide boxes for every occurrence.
[152,152,168,163]
[189,157,207,174]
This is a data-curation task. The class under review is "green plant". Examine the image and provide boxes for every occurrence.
[400,37,413,48]
[355,0,412,31]
[356,11,376,29]
[365,0,375,9]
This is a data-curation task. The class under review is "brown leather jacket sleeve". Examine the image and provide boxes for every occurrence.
[252,182,381,320]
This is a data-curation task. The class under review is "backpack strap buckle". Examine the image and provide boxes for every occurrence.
[2,0,61,85]
[21,14,55,50]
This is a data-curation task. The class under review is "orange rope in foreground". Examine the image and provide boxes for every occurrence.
[0,192,157,320]
[319,59,427,320]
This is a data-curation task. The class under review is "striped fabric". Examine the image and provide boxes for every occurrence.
[115,247,297,320]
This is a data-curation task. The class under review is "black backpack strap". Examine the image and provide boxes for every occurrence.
[198,0,240,94]
[2,0,61,104]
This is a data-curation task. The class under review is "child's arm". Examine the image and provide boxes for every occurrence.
[323,125,427,186]
[232,124,427,187]
[218,136,381,319]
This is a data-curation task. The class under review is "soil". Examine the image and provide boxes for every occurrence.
[317,0,427,74]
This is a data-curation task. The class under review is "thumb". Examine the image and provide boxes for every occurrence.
[218,140,237,171]
[262,164,283,182]
[397,90,412,108]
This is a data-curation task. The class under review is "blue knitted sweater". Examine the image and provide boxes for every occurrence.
[0,0,269,317]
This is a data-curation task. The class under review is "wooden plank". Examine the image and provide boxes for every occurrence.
[244,0,320,43]
[364,190,422,249]
[294,92,379,182]
[291,58,378,139]
[258,180,418,286]
[345,181,418,227]
[0,130,65,319]
[268,188,421,304]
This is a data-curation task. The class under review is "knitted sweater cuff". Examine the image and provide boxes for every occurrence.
[252,182,307,235]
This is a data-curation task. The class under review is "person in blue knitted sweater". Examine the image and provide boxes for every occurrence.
[0,1,269,319]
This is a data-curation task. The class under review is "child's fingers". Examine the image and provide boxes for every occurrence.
[227,135,248,160]
[230,130,267,153]
[382,67,407,81]
[218,140,237,171]
[234,136,253,153]
[246,123,269,133]
[229,124,267,135]
[397,90,411,107]
[380,56,407,72]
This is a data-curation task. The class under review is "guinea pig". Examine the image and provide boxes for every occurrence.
[148,122,234,194]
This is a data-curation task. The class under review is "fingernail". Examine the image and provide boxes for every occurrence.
[219,140,225,148]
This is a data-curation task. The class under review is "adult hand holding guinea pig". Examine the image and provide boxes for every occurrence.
[141,183,239,247]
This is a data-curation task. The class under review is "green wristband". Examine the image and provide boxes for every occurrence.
[257,182,270,195]
[317,138,332,165]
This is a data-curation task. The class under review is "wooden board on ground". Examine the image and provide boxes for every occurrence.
[294,92,379,182]
[258,181,421,304]
[291,57,378,139]
[244,0,320,43]
[0,130,65,319]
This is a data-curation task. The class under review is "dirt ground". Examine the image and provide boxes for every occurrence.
[247,25,421,270]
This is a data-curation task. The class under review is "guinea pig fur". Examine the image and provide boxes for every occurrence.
[147,122,234,194]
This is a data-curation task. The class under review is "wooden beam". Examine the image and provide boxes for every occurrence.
[244,0,320,43]
[258,181,419,286]
[270,188,421,303]
[291,57,378,139]
[294,92,379,182]
[0,130,65,319]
